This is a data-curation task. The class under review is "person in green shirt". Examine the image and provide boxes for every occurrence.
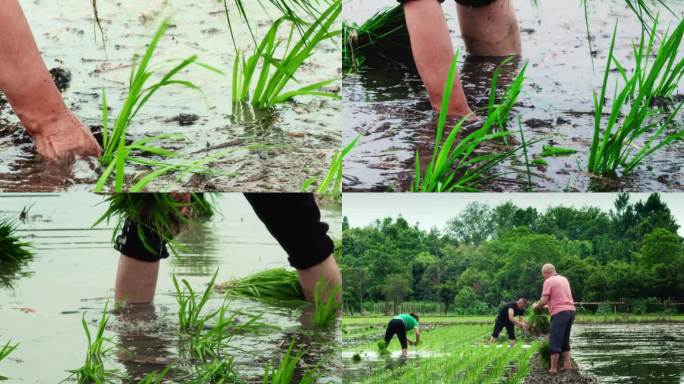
[383,313,421,356]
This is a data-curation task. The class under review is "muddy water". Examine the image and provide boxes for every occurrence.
[0,194,342,383]
[0,1,340,192]
[572,323,684,384]
[342,0,684,192]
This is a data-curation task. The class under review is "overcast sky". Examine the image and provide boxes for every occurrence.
[343,193,684,236]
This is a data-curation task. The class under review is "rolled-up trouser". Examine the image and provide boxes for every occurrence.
[549,310,575,354]
[397,0,498,7]
[385,318,408,349]
[116,193,334,270]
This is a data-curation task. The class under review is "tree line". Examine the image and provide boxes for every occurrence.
[340,193,684,314]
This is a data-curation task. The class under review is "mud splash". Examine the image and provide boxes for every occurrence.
[342,0,684,192]
[0,1,340,192]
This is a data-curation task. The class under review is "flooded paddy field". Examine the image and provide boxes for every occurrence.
[0,193,342,383]
[0,0,340,192]
[342,0,684,192]
[341,317,684,383]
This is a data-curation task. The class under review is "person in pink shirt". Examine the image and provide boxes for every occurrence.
[532,263,576,375]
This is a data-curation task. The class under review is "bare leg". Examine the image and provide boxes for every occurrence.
[114,254,160,305]
[508,339,516,348]
[0,1,101,160]
[404,0,472,117]
[549,353,559,374]
[456,0,522,56]
[561,351,573,370]
[401,348,408,356]
[489,336,496,343]
[296,255,342,302]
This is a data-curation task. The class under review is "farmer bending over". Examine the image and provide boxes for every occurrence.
[398,0,521,117]
[0,1,101,160]
[533,264,576,375]
[113,193,342,305]
[490,298,527,347]
[383,313,421,357]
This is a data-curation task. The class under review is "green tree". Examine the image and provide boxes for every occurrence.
[382,274,413,315]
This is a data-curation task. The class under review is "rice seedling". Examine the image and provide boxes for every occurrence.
[191,358,241,384]
[68,303,118,384]
[137,367,170,384]
[588,20,684,176]
[312,276,342,327]
[174,269,221,334]
[377,340,389,355]
[531,158,549,166]
[231,0,341,109]
[0,218,31,263]
[410,53,530,192]
[352,353,362,363]
[540,145,578,157]
[216,268,306,304]
[95,19,223,192]
[526,306,550,336]
[538,340,551,365]
[93,193,216,257]
[263,341,318,384]
[300,135,360,201]
[0,340,18,363]
[342,5,410,71]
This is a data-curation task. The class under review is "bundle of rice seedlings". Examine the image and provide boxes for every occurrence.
[93,193,216,257]
[216,268,306,304]
[377,340,389,355]
[342,5,412,71]
[0,218,31,263]
[538,340,551,365]
[352,353,362,363]
[526,306,550,336]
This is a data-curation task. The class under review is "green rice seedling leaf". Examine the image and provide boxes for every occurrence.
[302,135,359,201]
[312,276,342,327]
[173,269,221,334]
[192,358,241,384]
[540,145,578,157]
[137,367,170,384]
[264,341,318,384]
[0,340,18,363]
[217,268,306,305]
[531,158,548,166]
[526,306,550,336]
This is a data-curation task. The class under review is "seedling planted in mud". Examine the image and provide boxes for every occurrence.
[301,135,360,201]
[96,19,223,192]
[174,269,221,334]
[191,358,241,384]
[68,303,118,384]
[231,0,341,109]
[588,20,684,176]
[264,341,318,384]
[93,193,216,257]
[312,276,342,327]
[137,367,170,384]
[0,218,32,263]
[411,53,530,192]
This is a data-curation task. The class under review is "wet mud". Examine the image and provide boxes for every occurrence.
[0,1,340,192]
[342,0,684,192]
[523,355,598,384]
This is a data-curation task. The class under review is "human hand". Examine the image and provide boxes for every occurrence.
[31,111,101,160]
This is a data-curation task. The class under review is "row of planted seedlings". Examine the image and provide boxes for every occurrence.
[349,322,538,384]
[93,0,344,193]
[342,1,683,191]
[65,194,342,383]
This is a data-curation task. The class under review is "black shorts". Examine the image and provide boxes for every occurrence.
[118,193,334,270]
[398,0,498,7]
[492,317,516,340]
[385,319,408,349]
[549,310,575,354]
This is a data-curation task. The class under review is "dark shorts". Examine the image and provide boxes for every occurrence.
[492,317,516,340]
[398,0,498,7]
[118,193,334,270]
[549,310,575,354]
[385,319,408,349]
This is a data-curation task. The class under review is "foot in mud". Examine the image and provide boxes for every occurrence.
[31,111,101,161]
[523,355,597,384]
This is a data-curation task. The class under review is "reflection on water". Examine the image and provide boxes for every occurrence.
[572,323,684,384]
[0,193,341,383]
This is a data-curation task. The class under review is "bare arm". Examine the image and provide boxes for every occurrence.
[508,308,525,327]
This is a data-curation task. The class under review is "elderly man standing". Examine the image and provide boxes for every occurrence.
[533,264,576,375]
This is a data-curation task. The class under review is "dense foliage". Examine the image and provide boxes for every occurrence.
[341,193,683,314]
